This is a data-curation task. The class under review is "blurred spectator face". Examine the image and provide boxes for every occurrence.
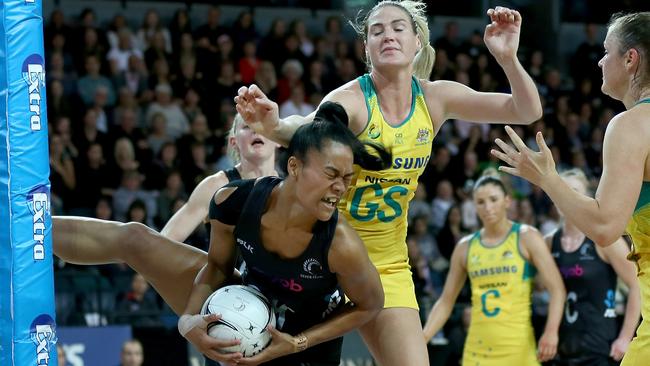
[118,31,132,50]
[413,216,428,235]
[127,203,147,223]
[293,20,306,36]
[448,206,462,226]
[185,88,199,105]
[154,84,172,104]
[122,171,142,191]
[49,52,64,71]
[84,56,100,75]
[84,28,98,47]
[309,61,323,78]
[179,59,195,79]
[218,35,233,55]
[87,143,104,166]
[191,115,209,135]
[144,10,159,28]
[160,143,177,164]
[51,9,65,27]
[152,31,166,51]
[120,340,144,366]
[243,41,256,58]
[207,7,221,27]
[113,14,127,30]
[150,113,167,135]
[52,33,66,50]
[436,180,453,200]
[83,109,98,128]
[289,87,305,104]
[166,172,182,192]
[93,87,109,107]
[118,87,136,107]
[240,12,253,28]
[49,79,64,99]
[95,198,112,220]
[271,19,286,37]
[120,110,137,131]
[326,17,341,34]
[545,69,561,89]
[81,9,96,27]
[55,116,71,135]
[455,53,472,72]
[153,59,170,77]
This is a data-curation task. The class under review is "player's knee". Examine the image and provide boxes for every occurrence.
[119,222,154,258]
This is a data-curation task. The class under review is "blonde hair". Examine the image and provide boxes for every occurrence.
[559,168,591,195]
[226,114,244,164]
[350,0,435,79]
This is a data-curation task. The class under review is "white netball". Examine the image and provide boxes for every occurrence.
[201,285,276,357]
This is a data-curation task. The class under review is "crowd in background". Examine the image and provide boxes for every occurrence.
[46,4,625,364]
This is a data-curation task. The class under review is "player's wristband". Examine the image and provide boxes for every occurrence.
[293,333,308,353]
[178,314,206,337]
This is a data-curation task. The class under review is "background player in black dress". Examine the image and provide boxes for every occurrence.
[179,102,389,365]
[546,169,640,365]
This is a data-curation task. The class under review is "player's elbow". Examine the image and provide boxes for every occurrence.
[519,105,542,125]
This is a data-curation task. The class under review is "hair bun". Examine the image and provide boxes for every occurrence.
[314,101,349,127]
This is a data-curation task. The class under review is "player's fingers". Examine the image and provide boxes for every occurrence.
[497,165,521,177]
[490,149,517,167]
[504,126,529,153]
[494,138,518,156]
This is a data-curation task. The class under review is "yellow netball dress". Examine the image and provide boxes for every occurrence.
[338,74,433,309]
[621,181,650,366]
[464,222,540,366]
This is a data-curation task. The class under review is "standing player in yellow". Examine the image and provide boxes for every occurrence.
[423,172,566,365]
[492,12,650,365]
[235,2,542,364]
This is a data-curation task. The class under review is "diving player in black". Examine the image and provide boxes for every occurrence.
[179,102,390,365]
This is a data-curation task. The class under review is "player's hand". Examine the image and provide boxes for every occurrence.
[610,337,631,361]
[484,6,521,64]
[180,313,243,363]
[491,126,558,188]
[234,84,279,136]
[236,326,297,365]
[537,330,558,362]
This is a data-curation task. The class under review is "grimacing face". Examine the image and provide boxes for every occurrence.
[289,141,354,222]
[365,5,421,71]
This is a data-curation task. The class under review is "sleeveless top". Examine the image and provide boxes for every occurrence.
[464,222,538,362]
[209,177,344,334]
[338,73,434,270]
[626,181,650,338]
[551,229,618,358]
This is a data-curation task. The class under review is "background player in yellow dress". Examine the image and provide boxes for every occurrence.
[234,2,543,364]
[423,172,565,365]
[492,12,649,366]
